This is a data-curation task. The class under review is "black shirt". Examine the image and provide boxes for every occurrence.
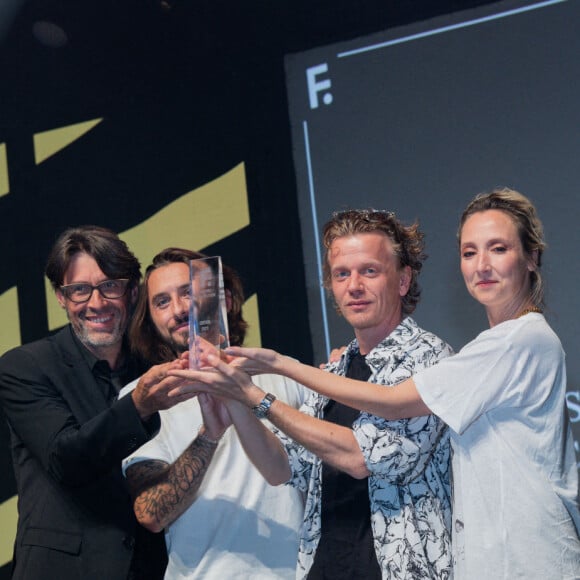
[307,351,382,579]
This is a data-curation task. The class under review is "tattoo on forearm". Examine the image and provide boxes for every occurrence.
[127,436,218,528]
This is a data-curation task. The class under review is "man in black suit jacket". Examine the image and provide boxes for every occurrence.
[0,226,194,580]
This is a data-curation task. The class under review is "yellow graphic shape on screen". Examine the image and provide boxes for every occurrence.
[123,162,261,347]
[0,142,9,198]
[46,162,253,334]
[0,287,21,357]
[122,162,249,264]
[45,277,59,331]
[33,118,103,164]
[0,287,20,568]
[0,496,17,566]
[243,293,262,348]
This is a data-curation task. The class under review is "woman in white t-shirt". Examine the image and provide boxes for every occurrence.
[198,188,580,579]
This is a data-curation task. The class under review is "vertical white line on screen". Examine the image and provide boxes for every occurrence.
[303,120,331,358]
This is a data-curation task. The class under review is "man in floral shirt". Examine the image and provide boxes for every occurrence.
[173,209,453,579]
[283,315,453,579]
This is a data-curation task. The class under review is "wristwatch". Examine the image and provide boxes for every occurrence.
[252,392,277,419]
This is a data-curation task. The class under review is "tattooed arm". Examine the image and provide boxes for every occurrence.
[125,393,230,532]
[125,434,220,532]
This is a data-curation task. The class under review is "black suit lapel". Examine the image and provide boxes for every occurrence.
[53,327,110,420]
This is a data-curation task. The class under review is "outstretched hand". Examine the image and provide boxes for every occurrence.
[167,354,266,408]
[192,336,236,368]
[222,346,282,376]
[132,358,197,419]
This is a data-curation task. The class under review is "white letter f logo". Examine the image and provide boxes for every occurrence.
[307,63,333,110]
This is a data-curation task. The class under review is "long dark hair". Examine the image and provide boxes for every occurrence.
[129,248,248,364]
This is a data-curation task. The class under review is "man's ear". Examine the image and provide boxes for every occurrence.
[399,266,412,297]
[56,290,67,309]
[225,289,233,313]
[129,284,139,305]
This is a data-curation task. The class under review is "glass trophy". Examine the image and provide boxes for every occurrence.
[188,256,230,369]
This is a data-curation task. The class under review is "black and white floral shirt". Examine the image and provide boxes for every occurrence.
[277,317,454,579]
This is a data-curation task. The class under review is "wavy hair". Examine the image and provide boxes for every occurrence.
[322,208,426,315]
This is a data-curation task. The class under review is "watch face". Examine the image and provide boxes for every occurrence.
[253,393,276,419]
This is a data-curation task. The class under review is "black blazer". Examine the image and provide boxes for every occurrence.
[0,326,165,580]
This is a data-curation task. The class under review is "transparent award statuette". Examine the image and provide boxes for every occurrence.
[188,256,230,369]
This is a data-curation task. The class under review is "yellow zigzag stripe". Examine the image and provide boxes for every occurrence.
[0,496,17,566]
[0,142,9,197]
[122,162,250,268]
[0,287,20,357]
[34,118,103,165]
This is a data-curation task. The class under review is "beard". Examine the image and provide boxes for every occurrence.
[70,314,126,351]
[169,327,189,355]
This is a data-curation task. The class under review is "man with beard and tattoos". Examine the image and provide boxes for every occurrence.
[120,248,309,579]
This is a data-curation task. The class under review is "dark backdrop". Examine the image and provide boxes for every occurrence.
[284,0,580,485]
[0,1,516,576]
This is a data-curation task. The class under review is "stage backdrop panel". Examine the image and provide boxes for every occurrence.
[284,0,580,468]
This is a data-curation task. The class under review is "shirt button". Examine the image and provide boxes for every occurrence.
[122,535,135,550]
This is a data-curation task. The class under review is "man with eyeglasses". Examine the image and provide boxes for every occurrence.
[0,225,195,580]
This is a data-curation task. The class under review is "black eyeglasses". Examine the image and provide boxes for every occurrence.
[59,279,130,303]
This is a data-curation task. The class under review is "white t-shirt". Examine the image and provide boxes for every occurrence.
[121,374,309,580]
[415,313,580,579]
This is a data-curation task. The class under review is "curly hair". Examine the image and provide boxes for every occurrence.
[129,248,248,364]
[458,187,546,308]
[322,209,426,315]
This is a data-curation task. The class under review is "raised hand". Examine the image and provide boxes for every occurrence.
[131,358,199,419]
[167,354,266,408]
[199,393,232,441]
[222,346,283,376]
[190,335,235,369]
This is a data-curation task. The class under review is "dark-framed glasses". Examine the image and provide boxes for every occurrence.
[59,279,130,303]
